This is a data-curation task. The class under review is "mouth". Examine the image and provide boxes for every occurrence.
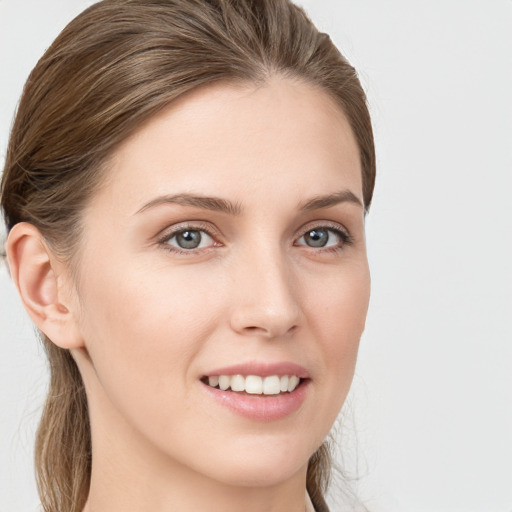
[200,364,310,420]
[201,374,304,395]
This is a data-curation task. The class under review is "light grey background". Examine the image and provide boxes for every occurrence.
[1,1,511,511]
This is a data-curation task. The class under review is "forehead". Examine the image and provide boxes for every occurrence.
[89,77,362,215]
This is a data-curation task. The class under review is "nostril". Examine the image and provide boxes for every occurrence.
[243,324,298,336]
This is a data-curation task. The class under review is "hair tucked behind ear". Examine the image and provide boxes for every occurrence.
[1,1,375,510]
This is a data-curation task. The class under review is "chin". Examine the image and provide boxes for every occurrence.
[190,432,318,488]
[211,460,307,489]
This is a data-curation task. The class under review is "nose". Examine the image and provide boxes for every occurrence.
[229,250,302,339]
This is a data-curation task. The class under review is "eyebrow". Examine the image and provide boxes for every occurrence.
[298,190,363,211]
[135,189,362,216]
[135,193,242,216]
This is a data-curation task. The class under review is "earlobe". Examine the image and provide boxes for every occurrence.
[6,222,84,349]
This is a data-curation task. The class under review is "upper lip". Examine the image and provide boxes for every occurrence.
[203,361,310,379]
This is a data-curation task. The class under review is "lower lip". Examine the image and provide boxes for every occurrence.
[201,380,309,422]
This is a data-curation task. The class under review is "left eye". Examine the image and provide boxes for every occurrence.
[165,229,214,250]
[296,228,343,248]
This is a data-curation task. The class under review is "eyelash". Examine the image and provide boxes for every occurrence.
[295,222,354,253]
[157,222,219,255]
[157,221,353,255]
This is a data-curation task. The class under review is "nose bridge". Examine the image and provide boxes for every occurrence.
[229,239,301,338]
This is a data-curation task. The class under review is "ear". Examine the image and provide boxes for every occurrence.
[6,222,84,349]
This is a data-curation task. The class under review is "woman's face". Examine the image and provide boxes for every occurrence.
[70,77,370,487]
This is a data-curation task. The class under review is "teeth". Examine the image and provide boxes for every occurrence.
[218,375,230,391]
[245,375,263,394]
[263,376,281,395]
[287,375,300,392]
[231,374,245,392]
[205,374,302,394]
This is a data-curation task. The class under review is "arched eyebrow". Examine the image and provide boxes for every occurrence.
[298,190,363,211]
[135,189,362,216]
[135,194,242,216]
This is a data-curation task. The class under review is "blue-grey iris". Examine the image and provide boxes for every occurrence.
[176,230,202,249]
[304,229,329,247]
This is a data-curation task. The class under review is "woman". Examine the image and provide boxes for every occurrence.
[1,1,375,511]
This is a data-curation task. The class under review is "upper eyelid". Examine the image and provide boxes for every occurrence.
[157,221,220,240]
[296,220,350,237]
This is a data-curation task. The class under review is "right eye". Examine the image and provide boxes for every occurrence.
[163,228,216,252]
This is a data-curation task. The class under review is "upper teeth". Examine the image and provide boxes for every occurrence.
[207,375,300,395]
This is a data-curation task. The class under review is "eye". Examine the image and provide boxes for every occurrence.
[296,226,350,250]
[164,228,215,251]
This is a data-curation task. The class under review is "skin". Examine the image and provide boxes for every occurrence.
[8,77,370,512]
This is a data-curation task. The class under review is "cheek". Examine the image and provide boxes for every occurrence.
[325,274,369,364]
[79,255,217,343]
[74,259,222,416]
[307,257,369,345]
[305,260,370,416]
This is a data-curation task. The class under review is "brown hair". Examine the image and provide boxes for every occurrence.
[1,1,375,511]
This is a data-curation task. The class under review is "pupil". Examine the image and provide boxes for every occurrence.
[177,230,201,249]
[305,229,328,247]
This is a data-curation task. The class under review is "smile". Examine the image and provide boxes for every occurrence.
[204,374,301,395]
[200,362,310,420]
